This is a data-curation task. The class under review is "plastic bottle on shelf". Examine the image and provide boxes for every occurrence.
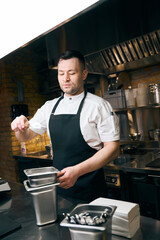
[21,142,26,154]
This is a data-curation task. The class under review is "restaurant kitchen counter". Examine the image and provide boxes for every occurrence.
[1,181,160,240]
[13,149,160,173]
[13,147,160,187]
[105,151,160,174]
[104,145,160,221]
[13,140,160,174]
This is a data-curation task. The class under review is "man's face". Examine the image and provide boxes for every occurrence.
[58,58,88,96]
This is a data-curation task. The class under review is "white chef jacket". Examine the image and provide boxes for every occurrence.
[29,91,120,150]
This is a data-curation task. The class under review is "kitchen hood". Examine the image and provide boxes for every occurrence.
[44,0,160,77]
[84,30,160,75]
[25,0,160,78]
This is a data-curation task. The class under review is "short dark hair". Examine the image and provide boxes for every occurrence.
[58,50,85,69]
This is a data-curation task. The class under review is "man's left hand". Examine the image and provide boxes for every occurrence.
[57,166,79,189]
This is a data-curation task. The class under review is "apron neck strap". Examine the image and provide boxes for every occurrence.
[77,90,87,116]
[52,95,64,114]
[51,90,87,115]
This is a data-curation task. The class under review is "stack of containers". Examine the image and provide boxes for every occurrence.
[136,83,149,107]
[125,88,136,108]
[23,166,59,226]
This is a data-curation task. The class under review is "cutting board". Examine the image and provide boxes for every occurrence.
[0,213,21,238]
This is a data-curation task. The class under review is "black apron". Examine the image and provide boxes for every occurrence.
[49,92,107,202]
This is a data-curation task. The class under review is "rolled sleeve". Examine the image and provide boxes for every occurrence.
[29,102,51,135]
[97,102,120,142]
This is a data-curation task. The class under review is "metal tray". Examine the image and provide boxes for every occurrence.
[24,180,59,192]
[24,166,59,187]
[60,204,116,231]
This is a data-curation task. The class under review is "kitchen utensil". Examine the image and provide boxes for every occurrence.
[116,72,131,90]
[148,129,160,141]
[63,207,111,226]
[129,133,141,141]
[61,204,115,230]
[24,166,59,187]
[107,74,117,91]
[148,83,160,105]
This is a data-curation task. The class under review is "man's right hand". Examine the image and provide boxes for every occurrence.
[11,115,30,132]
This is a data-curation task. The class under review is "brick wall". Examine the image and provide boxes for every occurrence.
[130,65,160,86]
[0,49,50,182]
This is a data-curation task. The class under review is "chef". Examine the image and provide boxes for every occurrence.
[11,50,120,202]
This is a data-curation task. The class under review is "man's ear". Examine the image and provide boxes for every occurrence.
[82,69,88,81]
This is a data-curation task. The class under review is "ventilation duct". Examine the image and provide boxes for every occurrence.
[85,30,160,75]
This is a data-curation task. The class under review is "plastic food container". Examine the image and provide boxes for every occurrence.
[125,89,136,108]
[24,166,59,187]
[104,90,126,109]
[60,204,116,240]
[24,180,59,226]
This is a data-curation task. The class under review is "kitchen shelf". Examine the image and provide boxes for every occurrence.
[114,105,160,112]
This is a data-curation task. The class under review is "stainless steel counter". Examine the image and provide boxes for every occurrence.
[105,151,160,175]
[13,141,160,174]
[1,182,160,240]
[13,143,160,176]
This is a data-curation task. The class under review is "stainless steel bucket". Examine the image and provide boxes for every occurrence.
[148,83,160,105]
[24,180,59,226]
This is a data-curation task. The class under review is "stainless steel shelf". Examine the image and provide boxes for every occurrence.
[115,105,160,112]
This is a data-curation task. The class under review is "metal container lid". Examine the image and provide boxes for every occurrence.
[24,166,59,177]
[23,180,59,193]
[24,166,59,187]
[149,83,160,91]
